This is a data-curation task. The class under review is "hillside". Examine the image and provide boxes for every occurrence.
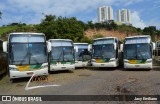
[1,15,160,42]
[85,29,140,41]
[0,25,37,40]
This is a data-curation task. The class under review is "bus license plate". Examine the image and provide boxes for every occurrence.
[135,65,140,67]
[101,64,104,66]
[27,72,33,75]
[62,67,66,69]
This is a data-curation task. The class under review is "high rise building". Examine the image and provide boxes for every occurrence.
[117,9,131,23]
[98,6,113,23]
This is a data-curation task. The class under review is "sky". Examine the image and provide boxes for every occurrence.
[0,0,160,29]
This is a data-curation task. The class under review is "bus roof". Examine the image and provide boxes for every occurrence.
[49,39,72,42]
[9,32,45,36]
[93,37,118,41]
[73,43,88,45]
[125,35,151,39]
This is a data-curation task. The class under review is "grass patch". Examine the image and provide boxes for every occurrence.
[0,26,19,36]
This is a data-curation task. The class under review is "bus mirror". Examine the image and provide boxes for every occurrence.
[74,46,78,52]
[114,43,116,50]
[120,44,123,52]
[88,44,92,51]
[3,41,7,53]
[152,42,155,50]
[47,42,52,52]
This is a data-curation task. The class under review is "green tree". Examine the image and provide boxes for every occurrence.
[36,15,58,39]
[93,34,104,39]
[80,36,92,44]
[143,26,157,41]
[87,21,94,29]
[37,15,84,41]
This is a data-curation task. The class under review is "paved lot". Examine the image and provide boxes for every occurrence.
[0,64,160,104]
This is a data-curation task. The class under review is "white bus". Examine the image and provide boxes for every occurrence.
[0,39,7,76]
[91,37,122,68]
[74,43,91,68]
[3,33,49,80]
[154,40,160,61]
[48,39,75,71]
[122,35,155,69]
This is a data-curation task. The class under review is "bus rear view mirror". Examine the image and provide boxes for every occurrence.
[120,44,123,52]
[47,41,52,52]
[114,43,116,50]
[3,41,7,53]
[88,44,92,51]
[152,42,155,50]
[74,46,78,52]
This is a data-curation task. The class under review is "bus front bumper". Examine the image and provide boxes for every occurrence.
[9,68,48,79]
[75,61,88,67]
[50,64,75,71]
[92,61,117,67]
[124,63,152,69]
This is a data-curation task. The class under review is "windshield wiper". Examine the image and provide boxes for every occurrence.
[30,53,41,65]
[127,56,136,60]
[19,51,29,65]
[137,50,145,60]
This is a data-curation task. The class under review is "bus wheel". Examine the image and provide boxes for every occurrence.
[48,70,52,74]
[147,69,151,71]
[48,67,53,74]
[10,79,15,83]
[68,70,74,73]
[122,68,127,71]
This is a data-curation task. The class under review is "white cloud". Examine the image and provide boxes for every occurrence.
[123,0,143,6]
[6,0,103,15]
[146,18,160,29]
[131,11,146,29]
[1,14,23,25]
[1,0,110,25]
[112,0,143,6]
[0,0,149,26]
[4,0,144,15]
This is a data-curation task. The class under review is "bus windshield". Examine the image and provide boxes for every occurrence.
[51,46,74,61]
[75,49,91,61]
[75,49,83,61]
[10,43,47,65]
[124,43,151,60]
[93,44,115,58]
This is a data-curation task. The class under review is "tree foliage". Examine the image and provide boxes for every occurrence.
[86,21,118,31]
[143,26,159,41]
[1,13,160,43]
[36,15,85,41]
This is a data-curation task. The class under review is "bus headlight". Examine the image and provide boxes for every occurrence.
[146,60,152,63]
[124,60,128,63]
[75,61,79,63]
[92,59,96,62]
[110,59,116,62]
[41,65,48,69]
[9,67,18,71]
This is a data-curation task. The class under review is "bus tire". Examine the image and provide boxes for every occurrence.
[10,79,15,83]
[147,69,151,71]
[48,66,52,74]
[68,70,74,73]
[122,68,127,71]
